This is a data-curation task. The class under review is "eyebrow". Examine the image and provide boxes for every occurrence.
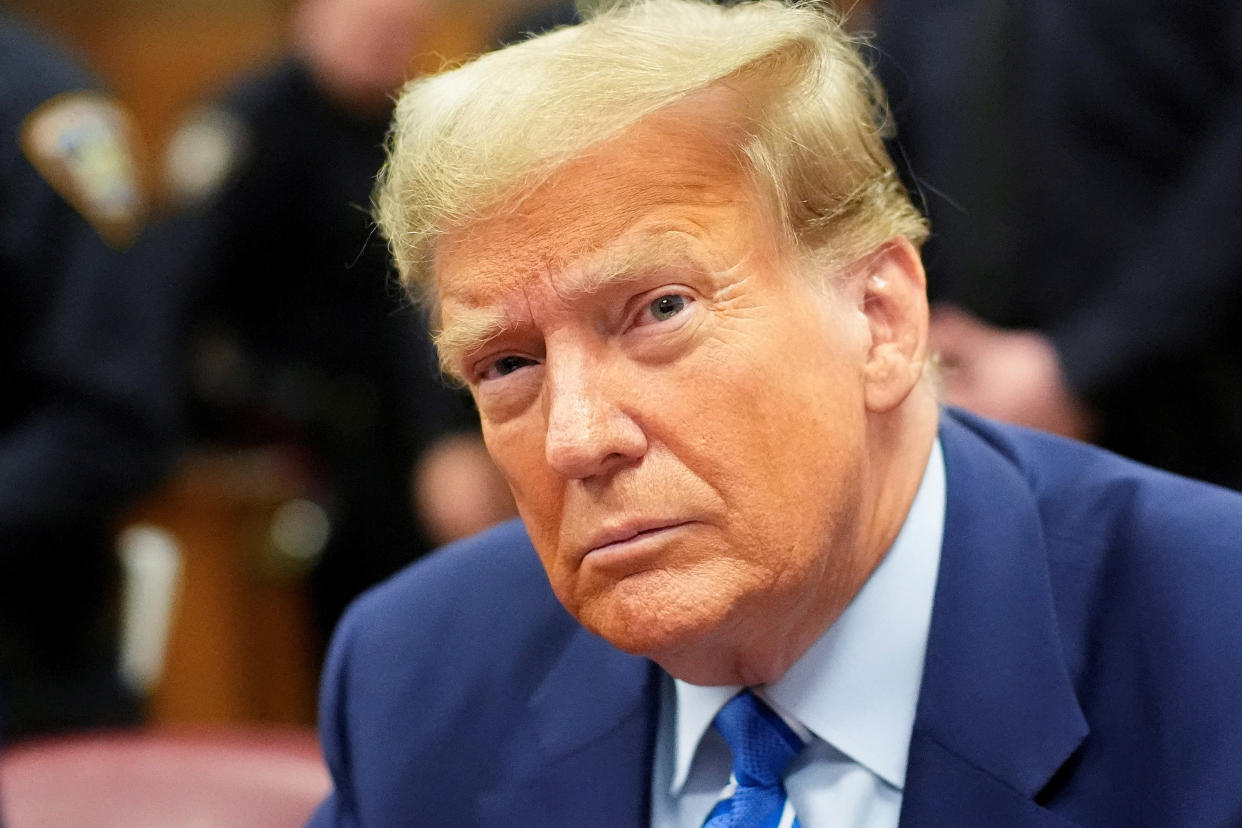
[433,304,511,380]
[434,230,710,378]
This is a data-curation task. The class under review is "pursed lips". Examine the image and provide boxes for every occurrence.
[580,519,693,560]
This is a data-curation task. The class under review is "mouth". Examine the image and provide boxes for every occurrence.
[583,520,694,559]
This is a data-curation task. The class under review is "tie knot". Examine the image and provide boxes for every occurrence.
[712,689,805,788]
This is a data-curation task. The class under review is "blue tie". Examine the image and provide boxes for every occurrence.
[702,689,806,828]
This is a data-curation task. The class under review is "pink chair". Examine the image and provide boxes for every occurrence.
[0,727,330,827]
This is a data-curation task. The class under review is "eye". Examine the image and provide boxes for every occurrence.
[478,354,536,381]
[637,293,692,327]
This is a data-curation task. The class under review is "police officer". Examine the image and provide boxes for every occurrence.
[162,0,515,652]
[1,8,177,738]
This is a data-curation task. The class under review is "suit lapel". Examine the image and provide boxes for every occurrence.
[476,623,660,827]
[900,733,1081,828]
[900,413,1088,827]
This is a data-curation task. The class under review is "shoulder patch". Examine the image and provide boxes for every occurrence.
[20,91,147,248]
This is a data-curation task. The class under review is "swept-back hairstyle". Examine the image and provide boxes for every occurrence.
[375,0,927,310]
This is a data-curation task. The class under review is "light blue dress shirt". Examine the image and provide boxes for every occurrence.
[650,439,946,828]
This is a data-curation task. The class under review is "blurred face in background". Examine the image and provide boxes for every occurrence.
[292,0,438,115]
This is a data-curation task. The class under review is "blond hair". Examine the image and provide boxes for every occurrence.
[375,0,927,310]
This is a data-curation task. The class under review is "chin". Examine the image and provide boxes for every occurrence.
[574,569,738,666]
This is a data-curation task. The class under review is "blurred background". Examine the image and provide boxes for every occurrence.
[2,0,560,732]
[0,0,1238,822]
[1,0,560,821]
[8,0,557,194]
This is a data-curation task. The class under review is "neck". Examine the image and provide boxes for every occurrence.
[857,383,941,584]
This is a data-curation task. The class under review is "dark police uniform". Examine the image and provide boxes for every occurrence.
[164,58,476,650]
[1,9,177,738]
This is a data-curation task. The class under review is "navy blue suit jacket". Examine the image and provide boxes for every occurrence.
[310,410,1242,826]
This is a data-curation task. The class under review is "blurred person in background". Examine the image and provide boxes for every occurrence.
[0,6,179,739]
[158,0,523,650]
[872,0,1242,488]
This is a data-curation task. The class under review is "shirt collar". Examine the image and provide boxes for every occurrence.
[670,438,946,793]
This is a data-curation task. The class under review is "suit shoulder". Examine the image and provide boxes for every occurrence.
[943,407,1242,655]
[327,518,579,692]
[941,408,1242,819]
[344,518,557,626]
[943,407,1242,552]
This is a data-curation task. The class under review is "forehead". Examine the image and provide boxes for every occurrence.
[433,103,774,312]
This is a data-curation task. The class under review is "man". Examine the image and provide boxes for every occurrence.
[310,2,1242,825]
[1,7,178,738]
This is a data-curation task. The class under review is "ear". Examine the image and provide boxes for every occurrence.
[856,237,929,413]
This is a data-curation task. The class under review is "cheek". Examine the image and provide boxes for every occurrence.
[677,324,867,538]
[481,414,561,532]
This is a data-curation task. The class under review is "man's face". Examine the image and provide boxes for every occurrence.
[435,111,882,685]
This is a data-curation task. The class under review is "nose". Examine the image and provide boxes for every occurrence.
[544,350,647,480]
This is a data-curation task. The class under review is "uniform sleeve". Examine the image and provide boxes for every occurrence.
[1041,3,1242,399]
[1051,86,1242,396]
[0,86,179,540]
